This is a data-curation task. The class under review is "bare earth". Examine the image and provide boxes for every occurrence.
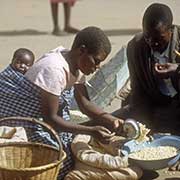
[1,0,180,179]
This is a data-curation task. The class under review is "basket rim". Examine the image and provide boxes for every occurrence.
[0,116,63,159]
[0,141,59,151]
[0,145,66,172]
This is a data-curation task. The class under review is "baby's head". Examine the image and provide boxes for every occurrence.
[71,26,111,75]
[11,48,35,74]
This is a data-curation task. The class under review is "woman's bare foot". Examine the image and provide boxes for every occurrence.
[64,26,79,34]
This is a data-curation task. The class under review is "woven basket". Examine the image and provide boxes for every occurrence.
[0,117,66,180]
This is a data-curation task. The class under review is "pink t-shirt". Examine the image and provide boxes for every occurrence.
[25,46,81,96]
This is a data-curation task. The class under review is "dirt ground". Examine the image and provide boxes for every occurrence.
[1,0,180,70]
[1,0,180,179]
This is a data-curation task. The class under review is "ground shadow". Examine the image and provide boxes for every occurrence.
[165,178,180,180]
[0,29,49,36]
[104,28,141,36]
[140,170,159,180]
[0,28,141,37]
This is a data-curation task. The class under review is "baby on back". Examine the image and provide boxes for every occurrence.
[10,48,35,74]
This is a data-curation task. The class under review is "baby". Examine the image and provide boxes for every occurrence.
[10,48,35,74]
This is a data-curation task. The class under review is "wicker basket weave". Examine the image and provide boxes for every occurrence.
[0,117,66,180]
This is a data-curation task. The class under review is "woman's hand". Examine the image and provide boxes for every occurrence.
[91,126,115,144]
[106,117,124,135]
[154,63,178,79]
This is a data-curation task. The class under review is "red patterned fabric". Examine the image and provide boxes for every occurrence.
[50,0,76,6]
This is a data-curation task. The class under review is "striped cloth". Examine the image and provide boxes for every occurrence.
[0,66,42,118]
[0,65,75,179]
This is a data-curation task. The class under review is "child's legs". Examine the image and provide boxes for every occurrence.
[51,3,59,30]
[63,3,70,29]
[63,2,79,33]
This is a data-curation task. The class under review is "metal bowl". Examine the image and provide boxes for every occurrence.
[122,135,180,170]
[123,119,140,139]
